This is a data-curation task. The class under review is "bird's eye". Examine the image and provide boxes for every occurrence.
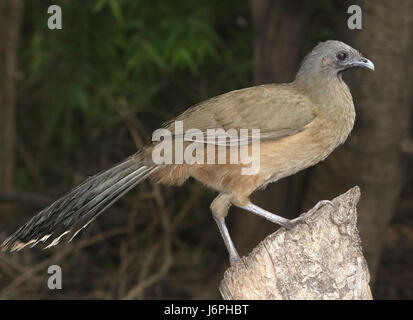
[336,52,347,61]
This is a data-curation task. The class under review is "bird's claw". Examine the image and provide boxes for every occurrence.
[229,253,241,266]
[284,200,335,230]
[284,216,306,229]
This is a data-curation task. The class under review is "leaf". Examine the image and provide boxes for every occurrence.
[93,0,123,24]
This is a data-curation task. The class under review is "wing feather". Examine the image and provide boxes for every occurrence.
[162,84,318,146]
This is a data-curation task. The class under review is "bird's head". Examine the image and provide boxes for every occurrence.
[296,40,374,81]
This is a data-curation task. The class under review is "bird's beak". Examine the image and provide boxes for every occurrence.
[349,57,375,71]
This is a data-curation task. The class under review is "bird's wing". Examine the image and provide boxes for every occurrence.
[162,84,318,146]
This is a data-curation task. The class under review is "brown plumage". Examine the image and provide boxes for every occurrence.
[1,40,374,264]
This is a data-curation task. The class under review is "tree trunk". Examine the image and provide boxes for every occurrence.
[0,0,23,189]
[251,0,313,84]
[220,187,372,300]
[302,0,413,282]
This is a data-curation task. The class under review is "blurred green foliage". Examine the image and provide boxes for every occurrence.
[17,0,252,190]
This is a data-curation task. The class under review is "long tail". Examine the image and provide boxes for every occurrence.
[1,157,157,251]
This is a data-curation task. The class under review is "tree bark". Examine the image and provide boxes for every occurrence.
[251,0,313,84]
[302,0,413,281]
[0,0,23,188]
[220,187,372,300]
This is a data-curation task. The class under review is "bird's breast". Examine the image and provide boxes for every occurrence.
[259,114,354,185]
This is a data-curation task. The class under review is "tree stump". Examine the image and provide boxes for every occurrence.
[219,186,372,300]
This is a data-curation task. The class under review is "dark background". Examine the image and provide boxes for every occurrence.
[0,0,412,299]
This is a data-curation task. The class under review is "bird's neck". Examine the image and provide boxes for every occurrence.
[295,73,354,118]
[294,73,356,143]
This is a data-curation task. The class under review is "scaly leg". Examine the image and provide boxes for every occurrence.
[213,216,240,264]
[241,200,335,229]
[210,193,240,265]
[241,203,293,228]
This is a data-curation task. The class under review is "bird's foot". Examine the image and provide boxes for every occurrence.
[229,252,241,266]
[285,200,335,229]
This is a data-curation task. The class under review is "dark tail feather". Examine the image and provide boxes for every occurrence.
[1,157,157,251]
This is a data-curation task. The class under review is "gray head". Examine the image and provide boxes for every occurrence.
[296,40,374,80]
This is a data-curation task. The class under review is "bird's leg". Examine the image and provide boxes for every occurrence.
[241,203,293,228]
[211,194,240,265]
[213,216,240,265]
[241,200,335,229]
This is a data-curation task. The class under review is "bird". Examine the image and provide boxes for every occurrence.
[1,40,374,264]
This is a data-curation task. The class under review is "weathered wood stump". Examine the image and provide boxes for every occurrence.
[220,186,372,300]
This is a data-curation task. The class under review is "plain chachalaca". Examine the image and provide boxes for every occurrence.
[1,40,374,264]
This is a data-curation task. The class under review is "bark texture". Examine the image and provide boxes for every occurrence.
[220,187,372,300]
